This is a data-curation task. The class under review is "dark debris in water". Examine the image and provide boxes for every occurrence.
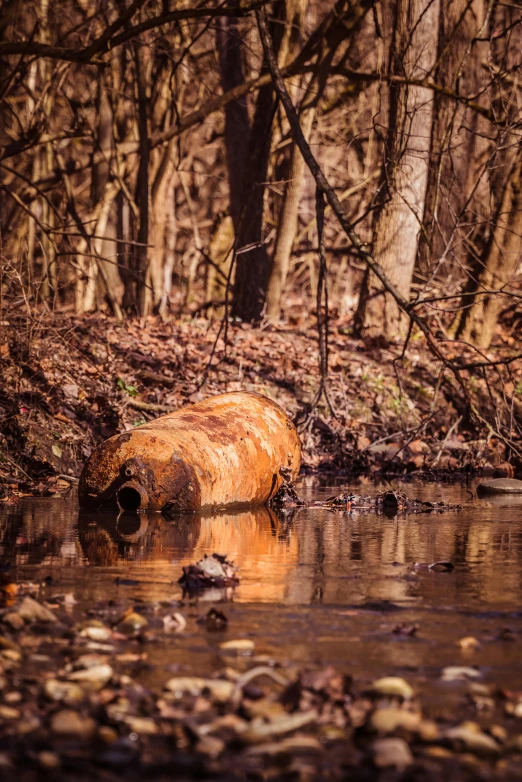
[178,553,239,591]
[321,489,463,515]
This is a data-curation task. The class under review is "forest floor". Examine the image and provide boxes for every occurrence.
[1,306,521,497]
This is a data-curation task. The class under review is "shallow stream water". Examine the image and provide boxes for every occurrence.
[1,478,522,712]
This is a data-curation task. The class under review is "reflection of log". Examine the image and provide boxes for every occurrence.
[76,505,299,601]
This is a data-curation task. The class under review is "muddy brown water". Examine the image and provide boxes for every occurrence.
[1,478,522,714]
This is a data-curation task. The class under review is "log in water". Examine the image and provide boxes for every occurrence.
[78,392,301,512]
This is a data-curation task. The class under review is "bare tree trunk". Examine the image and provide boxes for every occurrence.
[455,149,522,348]
[266,106,314,321]
[206,215,234,317]
[417,0,489,278]
[357,0,440,340]
[159,182,177,317]
[216,9,250,232]
[134,38,151,316]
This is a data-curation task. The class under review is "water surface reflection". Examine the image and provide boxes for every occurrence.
[1,481,522,609]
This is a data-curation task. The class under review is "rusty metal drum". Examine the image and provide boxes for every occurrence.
[78,391,301,512]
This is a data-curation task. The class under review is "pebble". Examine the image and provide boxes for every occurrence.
[123,716,158,735]
[68,664,113,691]
[0,705,20,719]
[441,666,481,681]
[369,707,421,735]
[51,709,96,740]
[80,626,112,642]
[3,613,24,631]
[117,611,148,635]
[195,735,226,758]
[165,677,234,702]
[219,639,255,652]
[370,677,414,700]
[444,724,500,758]
[17,597,57,623]
[44,679,85,705]
[38,751,61,770]
[458,636,481,651]
[372,738,413,768]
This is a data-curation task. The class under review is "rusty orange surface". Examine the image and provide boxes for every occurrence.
[79,392,301,512]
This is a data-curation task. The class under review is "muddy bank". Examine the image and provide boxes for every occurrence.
[0,310,520,496]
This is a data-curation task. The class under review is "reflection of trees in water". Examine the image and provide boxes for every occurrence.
[1,496,522,607]
[0,499,81,567]
[290,506,522,607]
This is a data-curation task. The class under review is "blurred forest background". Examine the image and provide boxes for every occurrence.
[1,0,522,485]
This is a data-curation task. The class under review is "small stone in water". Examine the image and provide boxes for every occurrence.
[117,611,148,635]
[219,639,255,652]
[444,724,500,758]
[441,666,481,681]
[44,679,85,705]
[370,677,414,700]
[369,707,421,735]
[68,664,113,691]
[477,478,522,496]
[38,751,60,770]
[3,613,24,631]
[51,709,97,740]
[458,636,481,651]
[372,738,413,768]
[17,596,57,623]
[80,626,112,642]
[164,676,234,702]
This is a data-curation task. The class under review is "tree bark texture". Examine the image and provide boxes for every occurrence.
[359,0,440,340]
[456,149,522,348]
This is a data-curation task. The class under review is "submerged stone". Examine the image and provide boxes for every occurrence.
[372,738,413,769]
[370,677,414,700]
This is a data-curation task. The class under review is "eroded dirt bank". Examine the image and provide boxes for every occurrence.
[1,311,520,496]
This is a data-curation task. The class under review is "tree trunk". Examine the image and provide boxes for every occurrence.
[357,0,440,340]
[216,1,284,322]
[455,149,522,348]
[134,38,151,316]
[417,0,490,279]
[266,105,314,321]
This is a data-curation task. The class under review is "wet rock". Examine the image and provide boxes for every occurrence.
[123,716,158,735]
[17,596,57,623]
[458,636,481,651]
[444,723,500,758]
[3,613,24,631]
[164,676,234,702]
[68,663,113,691]
[195,735,225,758]
[117,611,148,636]
[368,707,421,735]
[0,636,21,662]
[38,751,61,770]
[242,736,322,757]
[441,666,481,682]
[44,679,85,705]
[242,711,318,743]
[51,709,97,740]
[477,478,522,496]
[372,738,413,769]
[219,639,255,653]
[98,725,119,744]
[370,677,414,700]
[162,612,186,633]
[80,625,112,642]
[0,705,20,719]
